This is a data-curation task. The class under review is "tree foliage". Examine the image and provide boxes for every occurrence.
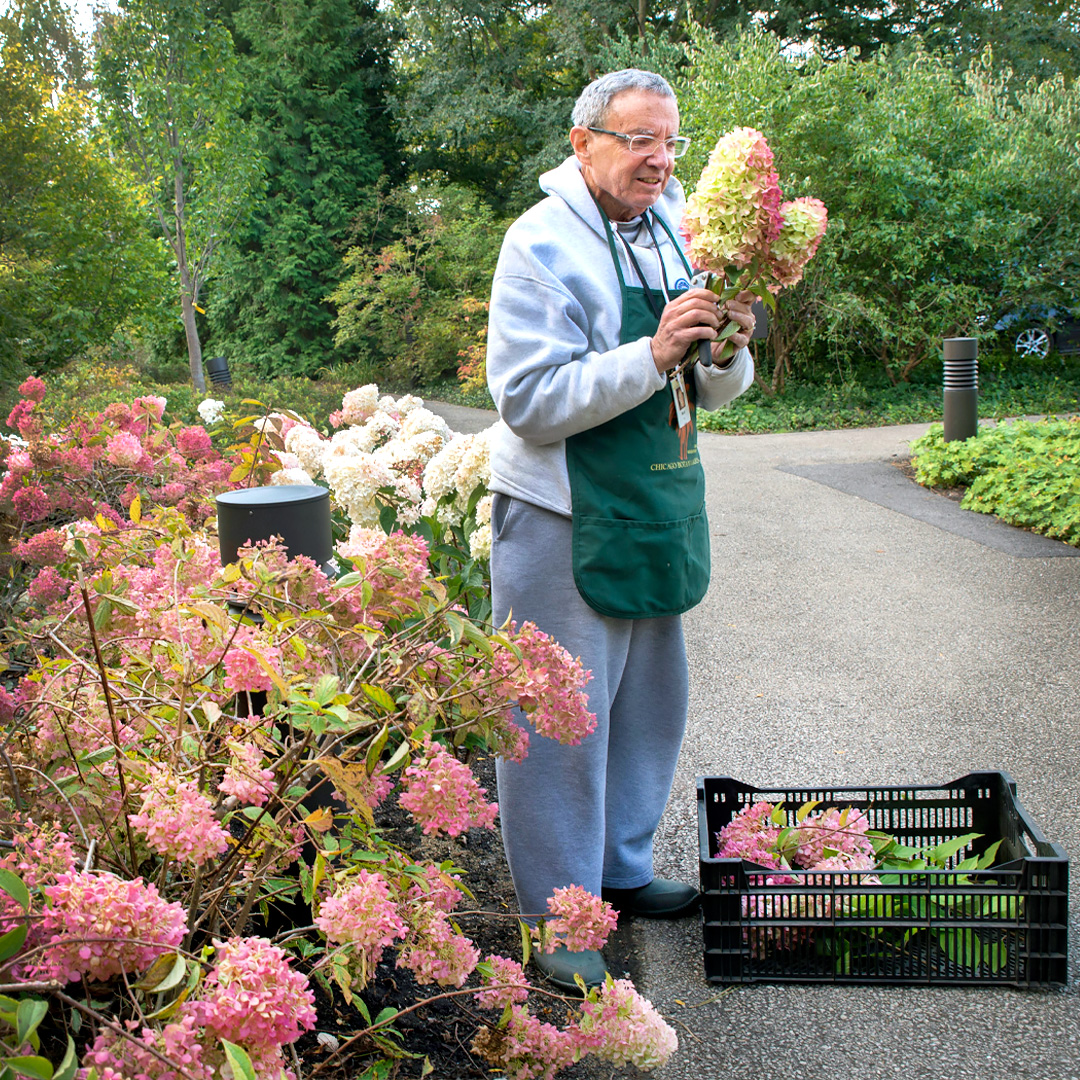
[94,0,264,390]
[205,0,400,378]
[680,27,1080,388]
[0,11,164,380]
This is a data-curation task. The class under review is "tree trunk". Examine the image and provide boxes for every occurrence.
[181,291,206,391]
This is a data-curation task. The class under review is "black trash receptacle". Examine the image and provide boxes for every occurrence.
[215,485,333,571]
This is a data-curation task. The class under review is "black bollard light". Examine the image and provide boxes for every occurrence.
[215,484,333,572]
[205,356,232,387]
[943,337,978,442]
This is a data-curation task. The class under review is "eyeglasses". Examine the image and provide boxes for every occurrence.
[587,127,691,159]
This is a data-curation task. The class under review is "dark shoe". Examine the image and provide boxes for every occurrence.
[602,878,700,919]
[532,945,607,994]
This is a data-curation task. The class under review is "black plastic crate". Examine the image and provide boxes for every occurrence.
[697,772,1068,986]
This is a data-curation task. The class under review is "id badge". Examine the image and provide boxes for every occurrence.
[670,369,692,429]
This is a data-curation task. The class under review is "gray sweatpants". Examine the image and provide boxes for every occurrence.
[490,493,690,921]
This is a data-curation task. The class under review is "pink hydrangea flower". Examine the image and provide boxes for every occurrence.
[220,740,275,806]
[12,527,66,565]
[577,978,678,1070]
[475,953,531,1010]
[31,871,186,984]
[221,624,283,694]
[406,863,464,913]
[398,737,498,837]
[793,805,875,868]
[12,484,52,522]
[129,766,231,866]
[494,622,596,746]
[132,395,167,422]
[397,903,480,988]
[315,870,407,967]
[27,566,70,607]
[715,801,782,868]
[18,375,46,403]
[768,197,828,289]
[81,1013,212,1080]
[472,1004,579,1080]
[105,431,145,468]
[187,936,316,1051]
[175,426,214,460]
[540,885,617,954]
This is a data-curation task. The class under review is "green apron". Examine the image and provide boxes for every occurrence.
[566,210,711,619]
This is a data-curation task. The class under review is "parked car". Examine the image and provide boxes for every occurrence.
[994,305,1080,359]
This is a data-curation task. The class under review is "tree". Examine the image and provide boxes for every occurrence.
[205,0,399,378]
[680,27,1080,387]
[0,10,165,379]
[94,0,263,390]
[0,0,90,92]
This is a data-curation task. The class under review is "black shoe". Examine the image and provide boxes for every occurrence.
[602,878,700,919]
[532,944,607,995]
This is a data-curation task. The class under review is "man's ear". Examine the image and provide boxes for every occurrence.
[569,125,591,164]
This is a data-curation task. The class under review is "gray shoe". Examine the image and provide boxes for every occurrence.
[532,944,607,994]
[602,878,700,919]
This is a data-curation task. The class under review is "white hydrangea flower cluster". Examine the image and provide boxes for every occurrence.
[275,384,494,542]
[197,398,226,425]
[270,467,315,486]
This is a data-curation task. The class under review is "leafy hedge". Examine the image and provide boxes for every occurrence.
[910,418,1080,546]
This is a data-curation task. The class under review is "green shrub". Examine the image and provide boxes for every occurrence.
[910,418,1080,545]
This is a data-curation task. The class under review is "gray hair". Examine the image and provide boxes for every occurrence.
[571,69,676,129]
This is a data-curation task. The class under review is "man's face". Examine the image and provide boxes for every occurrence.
[572,90,681,222]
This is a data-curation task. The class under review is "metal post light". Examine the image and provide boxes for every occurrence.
[943,337,978,442]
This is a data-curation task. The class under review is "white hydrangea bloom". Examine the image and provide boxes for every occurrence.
[198,398,226,425]
[270,467,315,486]
[284,424,327,477]
[275,451,302,470]
[323,452,395,527]
[453,427,492,504]
[341,384,380,425]
[399,407,452,444]
[354,410,401,452]
[468,521,492,560]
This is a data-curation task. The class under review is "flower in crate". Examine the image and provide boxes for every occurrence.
[715,800,782,868]
[793,804,875,868]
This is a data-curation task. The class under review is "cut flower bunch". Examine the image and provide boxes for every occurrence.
[716,799,1005,964]
[681,127,828,362]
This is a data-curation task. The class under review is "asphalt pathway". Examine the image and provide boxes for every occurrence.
[428,404,1080,1080]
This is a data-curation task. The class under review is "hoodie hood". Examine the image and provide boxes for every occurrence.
[537,155,688,241]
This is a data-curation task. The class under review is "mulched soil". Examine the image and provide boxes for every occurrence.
[294,752,643,1080]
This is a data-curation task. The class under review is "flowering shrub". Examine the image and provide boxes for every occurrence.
[681,127,828,362]
[0,381,678,1080]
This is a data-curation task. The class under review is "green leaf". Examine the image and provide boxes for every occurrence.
[366,725,389,775]
[220,1041,257,1080]
[361,684,396,714]
[4,1057,53,1080]
[0,924,29,964]
[977,839,1004,869]
[134,951,187,993]
[0,869,30,911]
[795,799,820,823]
[924,832,983,867]
[16,1000,48,1049]
[382,737,412,775]
[53,1038,78,1080]
[519,919,531,967]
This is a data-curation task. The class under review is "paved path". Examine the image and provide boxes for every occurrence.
[429,404,1080,1080]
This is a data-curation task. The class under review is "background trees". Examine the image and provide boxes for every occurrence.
[94,0,263,390]
[3,0,1078,394]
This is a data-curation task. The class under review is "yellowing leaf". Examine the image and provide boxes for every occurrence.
[129,494,142,523]
[303,806,336,833]
[317,756,375,826]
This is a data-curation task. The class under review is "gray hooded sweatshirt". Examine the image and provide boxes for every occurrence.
[486,155,754,518]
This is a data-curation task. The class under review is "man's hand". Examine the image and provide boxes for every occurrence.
[711,290,757,365]
[649,288,721,374]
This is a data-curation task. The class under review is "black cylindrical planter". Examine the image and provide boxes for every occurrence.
[205,356,232,387]
[215,485,333,570]
[943,337,978,442]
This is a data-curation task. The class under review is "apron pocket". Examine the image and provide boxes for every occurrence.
[572,506,711,619]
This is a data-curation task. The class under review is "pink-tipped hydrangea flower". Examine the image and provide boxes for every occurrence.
[793,805,875,868]
[715,800,782,868]
[187,936,316,1051]
[472,1004,580,1080]
[768,197,829,289]
[682,127,783,273]
[31,871,187,984]
[315,870,408,968]
[539,885,617,954]
[397,902,480,987]
[398,737,498,838]
[576,978,679,1070]
[128,765,231,866]
[105,431,145,469]
[475,953,531,1010]
[220,740,276,807]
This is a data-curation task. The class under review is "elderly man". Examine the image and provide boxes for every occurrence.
[486,69,756,992]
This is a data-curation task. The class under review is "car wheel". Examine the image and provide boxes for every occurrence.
[1014,326,1052,359]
